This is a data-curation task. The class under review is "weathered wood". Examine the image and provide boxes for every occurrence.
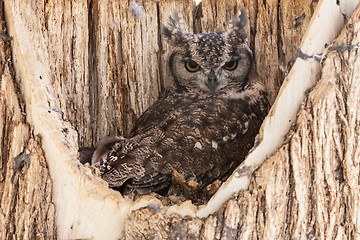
[1,0,360,239]
[0,5,56,237]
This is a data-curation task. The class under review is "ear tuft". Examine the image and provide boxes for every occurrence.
[227,8,248,41]
[161,13,188,45]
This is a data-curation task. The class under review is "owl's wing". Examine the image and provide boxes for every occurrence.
[131,89,181,135]
[93,133,172,194]
[100,160,171,194]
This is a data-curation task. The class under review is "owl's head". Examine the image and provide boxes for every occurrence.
[162,8,252,95]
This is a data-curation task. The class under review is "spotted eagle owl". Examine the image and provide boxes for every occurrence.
[80,9,269,196]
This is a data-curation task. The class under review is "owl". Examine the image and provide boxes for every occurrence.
[80,9,269,198]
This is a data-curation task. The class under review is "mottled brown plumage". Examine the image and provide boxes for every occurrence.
[80,9,269,197]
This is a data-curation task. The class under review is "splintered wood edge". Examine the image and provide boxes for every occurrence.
[196,0,359,218]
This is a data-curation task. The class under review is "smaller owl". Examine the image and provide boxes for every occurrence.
[80,9,269,200]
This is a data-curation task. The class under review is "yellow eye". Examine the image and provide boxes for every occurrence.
[185,61,200,72]
[223,60,238,70]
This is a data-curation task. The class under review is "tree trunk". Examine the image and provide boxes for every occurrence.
[0,0,359,239]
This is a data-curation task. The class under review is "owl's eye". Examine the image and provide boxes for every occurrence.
[223,60,238,71]
[185,60,200,72]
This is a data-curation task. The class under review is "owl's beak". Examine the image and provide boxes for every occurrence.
[207,70,218,94]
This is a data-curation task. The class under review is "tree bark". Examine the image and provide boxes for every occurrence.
[0,0,359,239]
